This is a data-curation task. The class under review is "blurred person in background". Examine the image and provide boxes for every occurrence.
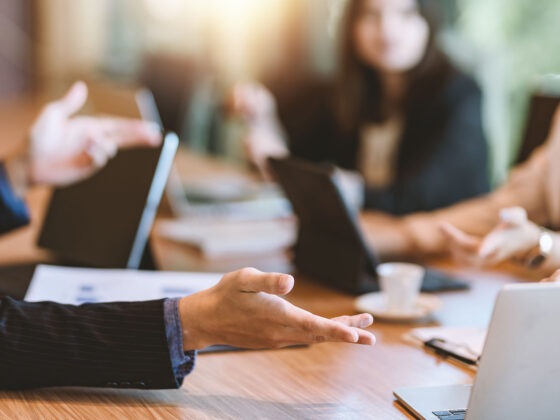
[231,0,489,215]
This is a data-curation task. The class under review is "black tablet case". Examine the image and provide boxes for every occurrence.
[38,133,179,269]
[269,157,469,294]
[269,157,378,294]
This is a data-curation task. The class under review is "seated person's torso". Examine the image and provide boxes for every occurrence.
[271,70,490,215]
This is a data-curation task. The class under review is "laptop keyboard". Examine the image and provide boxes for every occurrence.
[433,409,466,419]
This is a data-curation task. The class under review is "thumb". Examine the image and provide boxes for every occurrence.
[233,268,295,296]
[56,81,88,116]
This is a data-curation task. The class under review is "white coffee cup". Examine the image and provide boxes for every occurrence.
[377,263,424,314]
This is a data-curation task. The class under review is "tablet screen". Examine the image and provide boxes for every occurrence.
[38,133,178,269]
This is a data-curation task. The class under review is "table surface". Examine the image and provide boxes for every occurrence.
[0,95,538,419]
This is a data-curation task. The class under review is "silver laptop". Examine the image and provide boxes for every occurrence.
[394,282,560,420]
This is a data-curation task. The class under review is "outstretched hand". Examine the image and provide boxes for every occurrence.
[178,268,375,351]
[29,81,162,186]
[228,83,288,177]
[440,207,541,267]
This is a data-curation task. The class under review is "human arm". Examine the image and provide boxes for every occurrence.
[0,297,182,390]
[440,207,560,273]
[0,269,374,390]
[229,83,288,175]
[360,166,548,259]
[397,104,560,257]
[359,151,549,259]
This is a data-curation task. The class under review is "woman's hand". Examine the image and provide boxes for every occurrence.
[178,268,375,351]
[27,81,162,187]
[440,207,541,267]
[541,269,560,283]
[229,83,288,176]
[230,83,278,123]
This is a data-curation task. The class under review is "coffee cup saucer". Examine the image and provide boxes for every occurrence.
[355,292,443,323]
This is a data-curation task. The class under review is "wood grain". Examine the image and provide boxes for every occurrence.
[0,96,533,419]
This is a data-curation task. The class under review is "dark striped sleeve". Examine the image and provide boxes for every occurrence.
[0,297,181,390]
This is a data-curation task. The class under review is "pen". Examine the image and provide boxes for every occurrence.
[424,338,479,366]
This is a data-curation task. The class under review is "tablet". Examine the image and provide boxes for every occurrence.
[268,157,469,294]
[38,132,179,269]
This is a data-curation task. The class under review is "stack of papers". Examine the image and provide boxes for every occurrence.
[157,218,297,258]
[25,265,222,305]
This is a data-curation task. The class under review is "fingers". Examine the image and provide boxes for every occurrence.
[331,313,374,329]
[231,268,295,296]
[56,81,88,117]
[354,329,376,345]
[440,222,480,251]
[84,137,118,168]
[230,83,276,121]
[331,314,376,345]
[96,118,162,149]
[281,329,375,347]
[281,304,360,344]
[478,231,515,264]
[84,142,110,168]
[279,320,375,346]
[478,233,504,259]
[542,269,560,283]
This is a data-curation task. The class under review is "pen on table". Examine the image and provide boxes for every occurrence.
[423,338,479,367]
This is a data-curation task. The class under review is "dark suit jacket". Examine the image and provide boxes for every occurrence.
[0,297,181,390]
[275,71,490,216]
[0,164,180,390]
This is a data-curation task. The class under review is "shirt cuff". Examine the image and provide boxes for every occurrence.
[163,298,196,383]
[0,162,30,234]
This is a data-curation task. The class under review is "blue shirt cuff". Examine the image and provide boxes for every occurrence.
[0,162,30,234]
[163,298,196,383]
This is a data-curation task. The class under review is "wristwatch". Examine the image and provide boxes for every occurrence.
[526,229,554,269]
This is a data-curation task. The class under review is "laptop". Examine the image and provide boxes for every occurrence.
[394,282,560,419]
[268,157,468,294]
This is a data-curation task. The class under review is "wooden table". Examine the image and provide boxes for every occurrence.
[0,96,538,419]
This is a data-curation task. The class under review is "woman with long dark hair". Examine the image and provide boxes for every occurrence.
[232,0,489,215]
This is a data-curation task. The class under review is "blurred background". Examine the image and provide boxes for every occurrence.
[2,0,560,184]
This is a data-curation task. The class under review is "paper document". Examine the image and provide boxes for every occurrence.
[157,218,296,258]
[405,326,487,365]
[25,265,222,305]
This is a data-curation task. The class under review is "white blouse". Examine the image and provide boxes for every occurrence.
[359,116,404,188]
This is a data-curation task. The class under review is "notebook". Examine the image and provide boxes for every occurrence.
[404,326,487,368]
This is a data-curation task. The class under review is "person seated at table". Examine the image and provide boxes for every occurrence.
[360,105,560,276]
[230,0,489,215]
[0,82,375,390]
